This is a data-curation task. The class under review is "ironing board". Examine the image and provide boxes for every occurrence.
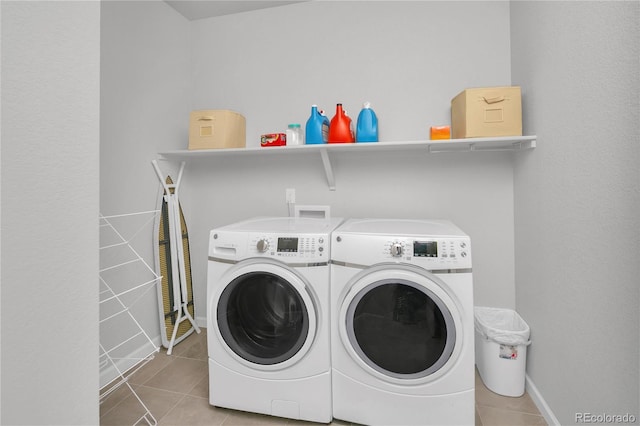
[152,160,200,354]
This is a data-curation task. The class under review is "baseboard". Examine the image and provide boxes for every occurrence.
[526,374,560,426]
[196,316,207,329]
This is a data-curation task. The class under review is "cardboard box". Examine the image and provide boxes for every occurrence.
[451,87,522,139]
[188,110,246,150]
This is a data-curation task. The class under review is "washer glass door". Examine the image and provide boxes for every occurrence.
[345,277,456,380]
[217,271,310,366]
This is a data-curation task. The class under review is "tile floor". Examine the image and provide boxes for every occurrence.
[100,329,546,426]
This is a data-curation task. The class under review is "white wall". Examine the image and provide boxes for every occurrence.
[1,1,100,424]
[100,0,191,344]
[186,1,518,322]
[190,1,513,144]
[511,2,640,424]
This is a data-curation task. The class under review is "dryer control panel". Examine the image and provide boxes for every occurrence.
[333,234,472,270]
[386,239,468,260]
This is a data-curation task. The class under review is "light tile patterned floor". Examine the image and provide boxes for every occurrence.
[100,329,546,425]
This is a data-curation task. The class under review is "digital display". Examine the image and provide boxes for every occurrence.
[277,237,298,252]
[413,241,438,257]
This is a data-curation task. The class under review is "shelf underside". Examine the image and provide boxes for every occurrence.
[158,135,536,190]
[159,136,536,159]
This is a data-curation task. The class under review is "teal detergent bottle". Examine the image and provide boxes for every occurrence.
[356,102,379,143]
[305,105,329,144]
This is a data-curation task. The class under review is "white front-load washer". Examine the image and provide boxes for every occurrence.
[207,216,343,423]
[330,218,475,426]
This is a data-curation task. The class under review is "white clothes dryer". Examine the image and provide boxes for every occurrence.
[330,218,475,426]
[207,216,343,423]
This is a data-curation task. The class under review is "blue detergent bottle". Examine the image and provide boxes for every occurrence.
[305,105,329,144]
[356,102,379,142]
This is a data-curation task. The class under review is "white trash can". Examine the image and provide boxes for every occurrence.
[474,307,531,397]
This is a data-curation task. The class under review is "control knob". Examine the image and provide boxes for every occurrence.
[256,239,270,253]
[390,242,404,257]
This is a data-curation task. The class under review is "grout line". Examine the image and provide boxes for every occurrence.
[475,406,545,421]
[476,403,485,426]
[99,383,142,421]
[476,405,548,425]
[136,384,193,398]
[154,392,188,425]
[474,396,543,417]
[130,357,177,387]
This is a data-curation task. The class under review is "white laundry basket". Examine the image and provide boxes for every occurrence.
[474,307,531,397]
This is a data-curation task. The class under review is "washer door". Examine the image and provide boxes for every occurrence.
[216,260,317,370]
[339,265,462,384]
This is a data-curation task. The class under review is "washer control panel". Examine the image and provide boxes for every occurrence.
[210,230,328,262]
[249,234,326,259]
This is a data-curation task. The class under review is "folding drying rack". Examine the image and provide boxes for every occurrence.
[99,211,161,425]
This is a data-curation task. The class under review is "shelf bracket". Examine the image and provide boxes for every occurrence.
[517,139,537,150]
[319,148,336,191]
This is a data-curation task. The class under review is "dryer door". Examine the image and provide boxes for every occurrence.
[339,265,462,383]
[215,260,317,370]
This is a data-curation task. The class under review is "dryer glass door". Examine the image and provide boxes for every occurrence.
[217,271,310,365]
[346,278,455,380]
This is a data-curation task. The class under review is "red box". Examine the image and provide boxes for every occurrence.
[261,133,286,147]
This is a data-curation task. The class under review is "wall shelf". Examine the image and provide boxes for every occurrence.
[158,135,536,191]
